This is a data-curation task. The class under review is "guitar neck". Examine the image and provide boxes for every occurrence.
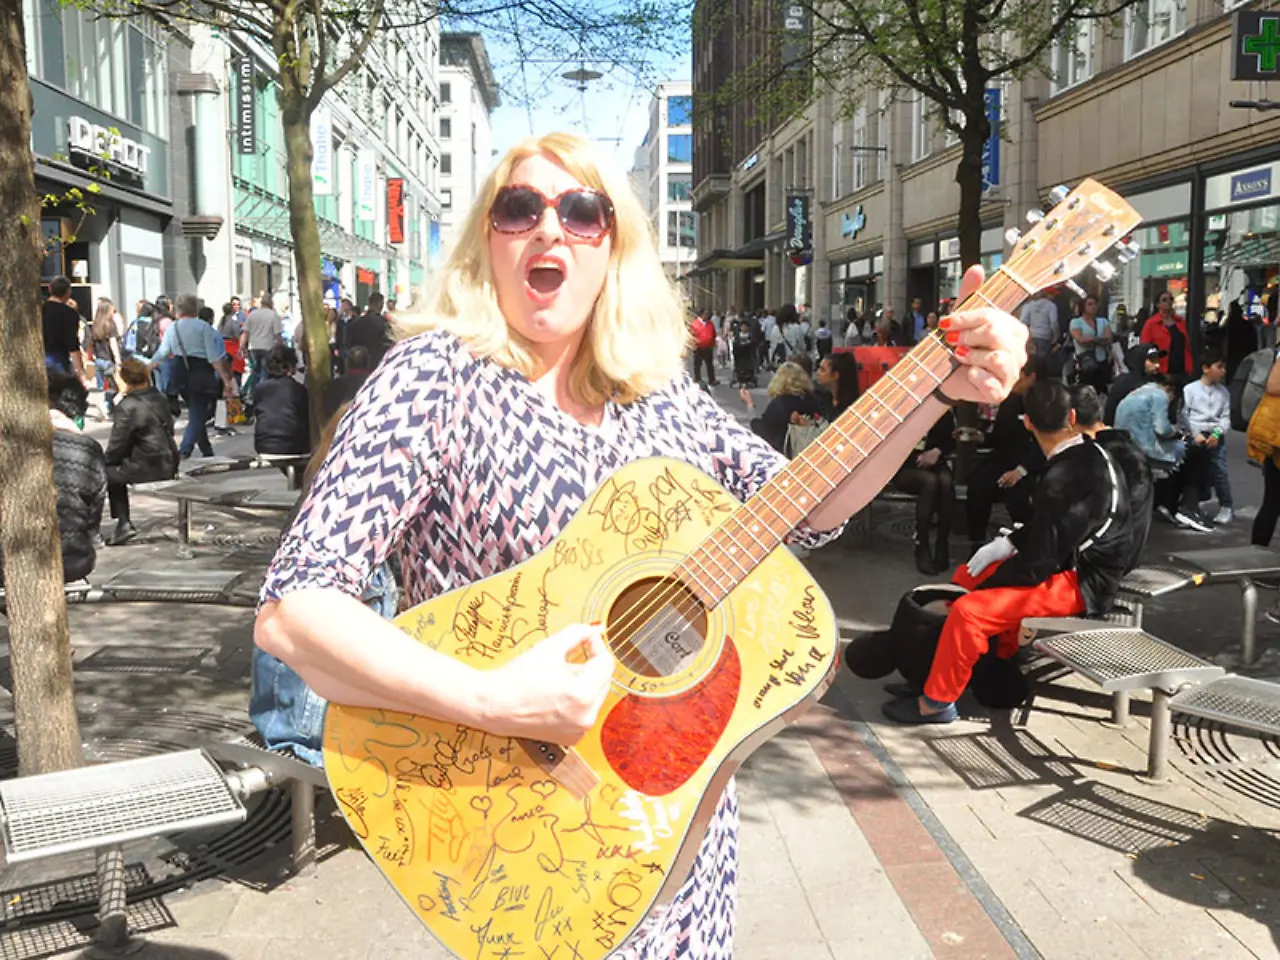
[676,269,1033,607]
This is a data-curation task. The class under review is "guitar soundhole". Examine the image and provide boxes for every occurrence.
[606,576,708,678]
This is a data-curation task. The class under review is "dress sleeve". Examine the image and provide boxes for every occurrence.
[261,336,458,603]
[688,381,844,549]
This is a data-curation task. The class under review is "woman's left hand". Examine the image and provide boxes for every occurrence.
[937,264,1029,405]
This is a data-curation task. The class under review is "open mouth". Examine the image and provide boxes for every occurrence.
[525,257,566,300]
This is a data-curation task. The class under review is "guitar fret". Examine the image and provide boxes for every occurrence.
[848,407,886,440]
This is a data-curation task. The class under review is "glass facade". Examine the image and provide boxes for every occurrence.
[667,174,692,202]
[667,95,692,127]
[667,133,692,164]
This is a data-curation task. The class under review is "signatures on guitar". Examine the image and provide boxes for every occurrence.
[589,467,730,555]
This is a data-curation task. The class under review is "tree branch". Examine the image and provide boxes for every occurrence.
[306,0,383,111]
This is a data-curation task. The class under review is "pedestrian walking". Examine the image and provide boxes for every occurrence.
[102,358,179,545]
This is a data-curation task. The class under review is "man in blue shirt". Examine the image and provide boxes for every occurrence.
[150,293,237,458]
[907,297,928,345]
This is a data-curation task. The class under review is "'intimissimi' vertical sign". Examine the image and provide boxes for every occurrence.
[236,56,256,154]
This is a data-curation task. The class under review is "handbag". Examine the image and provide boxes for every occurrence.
[167,321,220,399]
[784,421,824,458]
[1246,392,1280,465]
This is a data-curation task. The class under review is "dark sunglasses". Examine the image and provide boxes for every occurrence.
[490,185,615,240]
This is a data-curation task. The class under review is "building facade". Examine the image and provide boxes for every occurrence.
[693,0,1280,346]
[438,32,499,257]
[634,82,697,287]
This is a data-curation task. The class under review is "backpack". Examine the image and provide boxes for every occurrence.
[692,317,716,349]
[126,318,163,358]
[1230,347,1275,431]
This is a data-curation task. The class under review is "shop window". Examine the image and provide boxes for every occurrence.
[666,211,696,248]
[668,174,692,202]
[1125,0,1187,60]
[851,106,867,190]
[1051,19,1092,92]
[668,133,692,164]
[667,95,692,127]
[1113,220,1190,323]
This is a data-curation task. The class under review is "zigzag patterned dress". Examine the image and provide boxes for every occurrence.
[262,330,839,958]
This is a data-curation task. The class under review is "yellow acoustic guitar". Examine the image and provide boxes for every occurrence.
[322,180,1141,959]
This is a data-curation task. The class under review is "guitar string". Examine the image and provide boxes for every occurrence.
[598,271,1028,676]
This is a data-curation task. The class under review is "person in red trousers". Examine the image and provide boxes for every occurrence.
[884,379,1138,724]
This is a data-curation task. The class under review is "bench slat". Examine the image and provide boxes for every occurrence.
[1170,675,1280,737]
[1031,628,1224,693]
[0,750,245,863]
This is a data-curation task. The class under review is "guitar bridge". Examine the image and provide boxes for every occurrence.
[515,738,600,800]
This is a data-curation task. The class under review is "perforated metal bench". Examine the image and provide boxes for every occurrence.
[1167,546,1280,665]
[1171,675,1280,738]
[0,568,259,615]
[1030,627,1225,779]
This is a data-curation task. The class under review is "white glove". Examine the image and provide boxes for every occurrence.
[967,536,1017,578]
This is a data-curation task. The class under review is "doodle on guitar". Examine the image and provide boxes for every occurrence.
[259,146,1139,960]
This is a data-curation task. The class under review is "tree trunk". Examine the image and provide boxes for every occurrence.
[954,117,989,271]
[0,0,83,776]
[278,84,332,443]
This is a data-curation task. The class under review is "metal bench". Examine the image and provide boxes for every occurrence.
[1171,675,1280,738]
[0,568,260,616]
[1029,627,1224,779]
[1167,545,1280,665]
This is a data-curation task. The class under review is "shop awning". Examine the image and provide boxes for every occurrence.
[234,184,394,262]
[687,231,788,276]
[1213,233,1280,271]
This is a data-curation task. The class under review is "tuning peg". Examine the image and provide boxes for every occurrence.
[1064,279,1086,297]
[1005,227,1021,246]
[1076,242,1094,257]
[1049,185,1071,204]
[1053,260,1067,275]
[1115,240,1140,263]
[1093,261,1116,282]
[1026,209,1045,224]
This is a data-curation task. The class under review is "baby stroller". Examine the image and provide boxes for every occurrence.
[730,322,758,387]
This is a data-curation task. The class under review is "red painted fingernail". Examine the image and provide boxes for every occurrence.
[946,331,961,345]
[589,619,603,627]
[938,318,953,330]
[955,345,971,358]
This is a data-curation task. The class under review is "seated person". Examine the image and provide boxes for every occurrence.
[103,358,180,545]
[1114,375,1209,530]
[253,344,311,456]
[1104,343,1161,425]
[739,361,819,454]
[1,373,106,585]
[893,410,957,576]
[321,344,373,419]
[814,351,858,420]
[884,380,1137,724]
[964,356,1047,553]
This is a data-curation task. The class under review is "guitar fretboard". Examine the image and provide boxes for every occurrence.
[676,271,1030,607]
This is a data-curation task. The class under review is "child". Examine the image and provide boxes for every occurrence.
[1181,351,1233,523]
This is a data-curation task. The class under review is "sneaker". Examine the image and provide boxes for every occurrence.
[1213,507,1234,525]
[1174,509,1214,533]
[104,522,138,546]
[1155,505,1176,524]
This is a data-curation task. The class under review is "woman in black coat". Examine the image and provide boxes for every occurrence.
[739,361,819,454]
[892,411,958,576]
[103,357,179,545]
[254,345,311,456]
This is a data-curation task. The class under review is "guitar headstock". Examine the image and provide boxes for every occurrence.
[1001,179,1144,297]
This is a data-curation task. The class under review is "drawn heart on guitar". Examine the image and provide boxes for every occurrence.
[469,795,492,817]
[530,780,558,800]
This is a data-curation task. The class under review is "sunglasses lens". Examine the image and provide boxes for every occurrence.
[492,187,543,232]
[559,191,612,238]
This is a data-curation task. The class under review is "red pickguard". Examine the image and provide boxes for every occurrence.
[599,638,741,796]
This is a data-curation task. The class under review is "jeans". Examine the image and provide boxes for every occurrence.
[152,357,173,396]
[180,391,216,458]
[250,564,401,766]
[246,349,270,405]
[106,466,131,524]
[1210,439,1233,510]
[94,356,116,412]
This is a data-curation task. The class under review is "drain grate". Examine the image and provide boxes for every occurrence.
[1174,714,1280,812]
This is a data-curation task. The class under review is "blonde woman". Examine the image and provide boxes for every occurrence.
[252,132,1028,957]
[739,360,818,454]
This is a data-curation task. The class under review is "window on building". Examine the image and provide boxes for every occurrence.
[442,188,452,209]
[441,153,452,175]
[667,95,692,126]
[911,93,930,162]
[667,174,692,202]
[1126,0,1187,59]
[666,210,697,248]
[440,117,451,139]
[1051,19,1093,91]
[831,120,843,201]
[851,106,867,190]
[876,91,889,181]
[440,81,451,104]
[667,133,692,164]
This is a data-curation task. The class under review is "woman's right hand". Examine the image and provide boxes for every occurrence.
[474,623,615,745]
[739,387,754,410]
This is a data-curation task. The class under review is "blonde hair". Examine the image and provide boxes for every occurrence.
[397,132,688,405]
[768,362,812,399]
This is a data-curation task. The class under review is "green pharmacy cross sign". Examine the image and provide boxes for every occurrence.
[1233,10,1280,81]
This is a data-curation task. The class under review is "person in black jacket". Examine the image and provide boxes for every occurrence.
[1,373,106,585]
[892,411,957,575]
[253,345,311,456]
[103,358,179,545]
[1104,343,1162,425]
[884,380,1136,724]
[739,361,819,454]
[964,355,1046,552]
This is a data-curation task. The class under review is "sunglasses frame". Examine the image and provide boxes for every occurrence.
[489,185,616,240]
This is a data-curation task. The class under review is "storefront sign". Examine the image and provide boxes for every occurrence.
[1231,168,1273,202]
[1232,10,1280,81]
[786,193,811,253]
[387,178,405,244]
[236,56,256,155]
[356,149,377,221]
[740,152,760,173]
[780,3,810,75]
[311,106,333,196]
[67,116,151,180]
[840,205,866,240]
[981,88,1001,191]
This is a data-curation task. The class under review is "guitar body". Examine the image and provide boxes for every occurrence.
[323,456,838,960]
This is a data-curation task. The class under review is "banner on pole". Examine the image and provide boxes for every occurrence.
[981,88,1001,192]
[311,107,333,196]
[387,178,405,244]
[236,56,256,155]
[356,149,377,221]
